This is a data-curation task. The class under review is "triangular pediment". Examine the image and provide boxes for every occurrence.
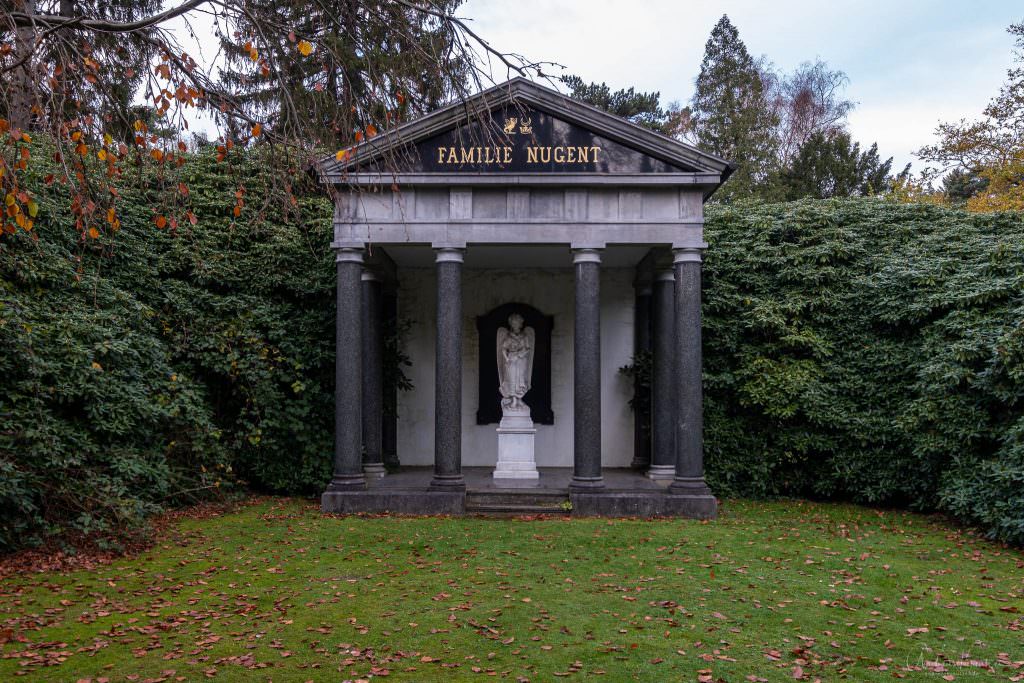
[319,78,733,185]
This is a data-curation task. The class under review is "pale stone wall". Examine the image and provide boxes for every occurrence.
[396,267,636,468]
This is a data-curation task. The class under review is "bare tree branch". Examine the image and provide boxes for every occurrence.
[8,0,212,33]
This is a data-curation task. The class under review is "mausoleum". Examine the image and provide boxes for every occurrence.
[318,78,732,517]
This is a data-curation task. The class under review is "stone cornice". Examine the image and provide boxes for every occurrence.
[318,78,734,196]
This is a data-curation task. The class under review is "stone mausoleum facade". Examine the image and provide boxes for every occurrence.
[318,78,732,517]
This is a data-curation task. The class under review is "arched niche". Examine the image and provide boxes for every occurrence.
[476,302,554,425]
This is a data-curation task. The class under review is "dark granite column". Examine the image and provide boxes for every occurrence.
[630,281,653,469]
[327,247,366,491]
[381,288,400,469]
[571,248,604,490]
[648,268,675,480]
[361,270,385,478]
[669,248,714,502]
[432,247,465,489]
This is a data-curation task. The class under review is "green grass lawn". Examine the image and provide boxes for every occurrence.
[1,499,1022,682]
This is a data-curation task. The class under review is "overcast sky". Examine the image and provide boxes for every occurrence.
[463,0,1022,172]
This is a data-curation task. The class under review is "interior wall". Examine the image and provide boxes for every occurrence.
[395,267,636,468]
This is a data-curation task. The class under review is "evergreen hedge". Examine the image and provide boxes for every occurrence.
[1,149,338,551]
[703,200,1024,543]
[1,150,1021,549]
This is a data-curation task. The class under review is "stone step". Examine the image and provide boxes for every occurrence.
[466,491,569,509]
[466,503,571,516]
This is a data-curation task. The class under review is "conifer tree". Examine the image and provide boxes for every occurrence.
[1,1,534,239]
[217,0,470,147]
[779,131,894,199]
[561,75,667,132]
[690,15,779,200]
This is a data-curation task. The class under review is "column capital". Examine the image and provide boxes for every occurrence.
[434,247,465,263]
[572,247,602,264]
[672,247,703,264]
[336,247,365,264]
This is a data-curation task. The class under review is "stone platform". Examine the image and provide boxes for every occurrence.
[321,467,717,518]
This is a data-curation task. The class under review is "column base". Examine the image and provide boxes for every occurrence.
[646,465,675,481]
[668,476,713,496]
[363,463,387,478]
[430,474,466,489]
[630,456,652,469]
[569,476,605,490]
[325,473,366,491]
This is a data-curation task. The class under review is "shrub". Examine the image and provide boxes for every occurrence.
[703,200,1024,543]
[0,145,336,550]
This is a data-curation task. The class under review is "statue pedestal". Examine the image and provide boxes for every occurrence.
[494,407,539,480]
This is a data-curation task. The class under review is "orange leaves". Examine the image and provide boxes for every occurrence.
[251,123,262,138]
[297,40,313,57]
[215,139,234,163]
[87,226,100,239]
[103,207,121,232]
[244,41,259,62]
[350,124,379,146]
[231,186,247,219]
[154,215,167,229]
[335,149,349,162]
[1,130,36,235]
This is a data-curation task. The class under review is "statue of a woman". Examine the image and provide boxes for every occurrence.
[496,313,535,413]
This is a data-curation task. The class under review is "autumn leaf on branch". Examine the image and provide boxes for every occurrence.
[0,0,558,241]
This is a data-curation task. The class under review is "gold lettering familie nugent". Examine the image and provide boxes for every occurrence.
[525,146,600,164]
[435,145,601,166]
[436,146,513,164]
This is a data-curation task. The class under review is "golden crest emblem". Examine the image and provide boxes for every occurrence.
[519,117,533,134]
[503,117,518,134]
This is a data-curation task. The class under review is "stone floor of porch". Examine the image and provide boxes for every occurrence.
[322,467,716,518]
[368,467,666,492]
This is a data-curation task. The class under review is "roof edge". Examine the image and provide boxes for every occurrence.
[318,78,733,181]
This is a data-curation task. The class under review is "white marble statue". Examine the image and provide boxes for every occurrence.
[496,313,535,413]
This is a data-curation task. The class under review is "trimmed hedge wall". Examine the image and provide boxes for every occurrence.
[1,150,1022,550]
[703,200,1024,543]
[1,150,338,551]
